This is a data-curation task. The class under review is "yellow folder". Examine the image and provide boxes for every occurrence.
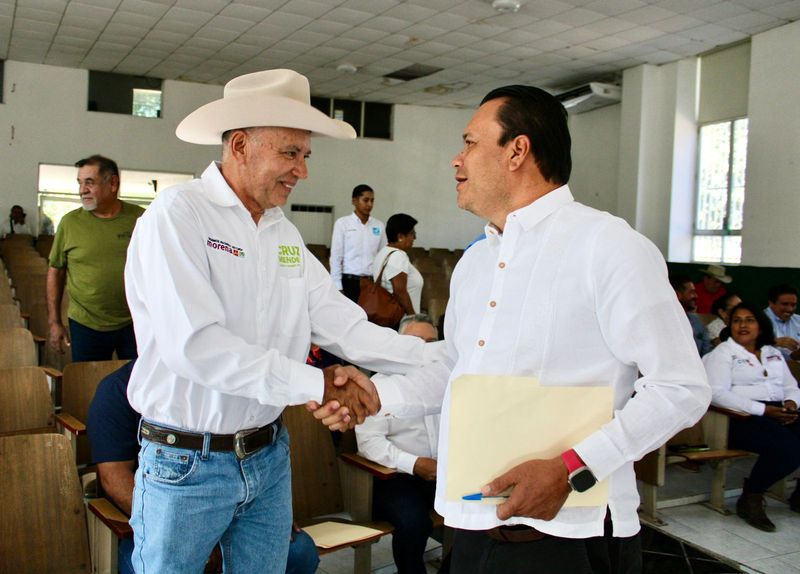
[447,375,613,507]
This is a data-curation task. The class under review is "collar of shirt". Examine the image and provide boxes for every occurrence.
[484,185,574,243]
[201,162,284,227]
[350,212,375,226]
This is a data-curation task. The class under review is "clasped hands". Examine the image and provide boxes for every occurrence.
[306,365,381,431]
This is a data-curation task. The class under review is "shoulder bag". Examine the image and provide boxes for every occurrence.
[358,249,406,328]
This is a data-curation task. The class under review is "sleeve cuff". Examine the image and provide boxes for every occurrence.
[373,373,406,418]
[750,401,766,416]
[573,431,625,481]
[288,361,325,405]
[396,452,418,475]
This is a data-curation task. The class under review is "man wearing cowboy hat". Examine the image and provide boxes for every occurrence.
[694,264,732,314]
[123,69,438,574]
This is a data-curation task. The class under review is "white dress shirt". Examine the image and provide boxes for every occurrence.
[0,220,32,238]
[330,213,386,289]
[703,338,800,415]
[125,163,436,434]
[706,317,726,340]
[372,246,424,314]
[373,186,710,539]
[356,413,439,475]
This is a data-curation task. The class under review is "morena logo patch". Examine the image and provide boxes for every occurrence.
[207,237,245,258]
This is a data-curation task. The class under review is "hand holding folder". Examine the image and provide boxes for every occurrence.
[447,375,613,513]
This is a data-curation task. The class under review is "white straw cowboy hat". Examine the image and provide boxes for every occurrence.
[176,69,356,144]
[700,264,732,284]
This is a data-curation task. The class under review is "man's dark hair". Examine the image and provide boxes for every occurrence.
[386,213,417,243]
[728,302,775,348]
[669,273,693,293]
[768,283,798,303]
[75,155,119,180]
[352,184,373,199]
[711,292,739,317]
[480,85,571,185]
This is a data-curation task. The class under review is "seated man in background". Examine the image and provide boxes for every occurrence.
[765,283,800,362]
[671,274,712,356]
[0,205,33,238]
[694,264,732,314]
[87,361,319,574]
[355,314,441,574]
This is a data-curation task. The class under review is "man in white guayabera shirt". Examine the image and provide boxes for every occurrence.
[312,84,711,574]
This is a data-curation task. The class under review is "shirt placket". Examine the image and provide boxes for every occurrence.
[467,222,519,373]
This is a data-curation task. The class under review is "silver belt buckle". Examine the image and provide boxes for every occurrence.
[233,428,257,460]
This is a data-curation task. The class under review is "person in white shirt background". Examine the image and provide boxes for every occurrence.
[703,301,800,532]
[0,204,33,238]
[372,213,424,318]
[312,84,710,573]
[356,314,440,574]
[706,292,742,347]
[124,69,438,574]
[330,184,386,303]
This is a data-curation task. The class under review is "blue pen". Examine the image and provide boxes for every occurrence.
[462,492,510,502]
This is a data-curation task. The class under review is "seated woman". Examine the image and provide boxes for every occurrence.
[703,302,800,532]
[707,293,742,347]
[372,213,423,319]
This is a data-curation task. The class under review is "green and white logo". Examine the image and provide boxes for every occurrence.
[278,245,302,267]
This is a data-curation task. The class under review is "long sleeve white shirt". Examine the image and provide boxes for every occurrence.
[373,186,710,539]
[356,412,439,475]
[329,213,386,289]
[703,338,800,415]
[124,163,436,434]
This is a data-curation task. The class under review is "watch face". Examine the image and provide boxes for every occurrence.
[570,468,597,493]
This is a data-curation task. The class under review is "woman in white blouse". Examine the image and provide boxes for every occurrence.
[372,213,423,318]
[703,302,800,532]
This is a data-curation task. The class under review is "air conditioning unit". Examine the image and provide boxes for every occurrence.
[555,82,621,114]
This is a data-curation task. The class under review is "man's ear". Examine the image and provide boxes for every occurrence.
[228,129,250,162]
[507,135,531,171]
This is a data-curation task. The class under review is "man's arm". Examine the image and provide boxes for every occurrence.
[356,417,422,476]
[46,266,70,353]
[97,460,136,515]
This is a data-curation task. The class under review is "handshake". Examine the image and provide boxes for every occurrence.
[307,365,381,431]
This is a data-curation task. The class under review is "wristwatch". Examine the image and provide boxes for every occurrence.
[561,449,597,493]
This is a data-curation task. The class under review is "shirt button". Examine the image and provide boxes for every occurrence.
[489,301,497,308]
[478,340,485,347]
[498,262,506,269]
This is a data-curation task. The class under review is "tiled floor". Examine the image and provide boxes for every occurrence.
[316,458,800,574]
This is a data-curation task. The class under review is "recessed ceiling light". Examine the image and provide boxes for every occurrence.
[491,0,521,13]
[336,63,358,74]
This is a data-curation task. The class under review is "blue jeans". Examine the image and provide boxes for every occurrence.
[131,423,293,574]
[68,319,138,362]
[120,522,318,574]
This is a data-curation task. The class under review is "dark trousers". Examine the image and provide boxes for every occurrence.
[451,519,642,574]
[373,474,436,574]
[341,275,365,303]
[69,319,138,362]
[729,403,800,493]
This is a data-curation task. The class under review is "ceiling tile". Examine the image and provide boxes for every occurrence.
[585,0,648,16]
[551,7,607,26]
[174,0,228,13]
[760,1,800,20]
[117,0,170,17]
[324,7,374,25]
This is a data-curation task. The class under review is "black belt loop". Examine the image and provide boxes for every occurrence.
[140,419,282,460]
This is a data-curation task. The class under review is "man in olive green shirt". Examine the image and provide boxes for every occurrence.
[47,155,144,362]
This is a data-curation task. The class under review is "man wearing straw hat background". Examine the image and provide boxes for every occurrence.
[123,69,437,573]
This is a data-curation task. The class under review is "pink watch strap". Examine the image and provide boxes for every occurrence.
[561,448,585,473]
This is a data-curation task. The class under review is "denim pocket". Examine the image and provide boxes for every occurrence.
[144,444,198,484]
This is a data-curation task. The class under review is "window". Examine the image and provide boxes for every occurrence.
[693,118,748,264]
[88,71,162,118]
[311,96,393,140]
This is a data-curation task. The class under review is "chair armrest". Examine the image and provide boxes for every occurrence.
[55,412,86,435]
[340,453,398,480]
[88,498,133,539]
[709,405,751,420]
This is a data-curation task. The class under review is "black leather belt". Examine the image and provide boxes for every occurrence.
[486,524,547,543]
[140,419,281,460]
[342,273,370,280]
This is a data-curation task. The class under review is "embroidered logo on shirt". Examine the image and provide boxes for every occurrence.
[207,237,245,258]
[278,244,302,267]
[372,227,380,235]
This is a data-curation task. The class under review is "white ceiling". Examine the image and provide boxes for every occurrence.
[1,0,798,108]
